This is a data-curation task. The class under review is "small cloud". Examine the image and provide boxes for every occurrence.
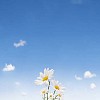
[15,82,20,86]
[84,71,96,78]
[75,75,82,80]
[90,83,96,89]
[2,64,15,72]
[21,92,27,96]
[71,0,83,4]
[14,40,26,48]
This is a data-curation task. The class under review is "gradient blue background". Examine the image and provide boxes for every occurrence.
[0,0,100,100]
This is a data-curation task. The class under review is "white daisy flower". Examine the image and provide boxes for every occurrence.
[52,80,65,92]
[57,91,63,99]
[49,93,53,97]
[52,91,63,100]
[49,93,54,99]
[41,88,48,95]
[35,68,54,85]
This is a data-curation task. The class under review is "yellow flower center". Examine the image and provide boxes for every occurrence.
[50,94,52,97]
[42,76,48,81]
[55,85,60,90]
[42,90,46,94]
[58,94,62,97]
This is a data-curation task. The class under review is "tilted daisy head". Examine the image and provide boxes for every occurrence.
[57,91,64,98]
[48,92,53,98]
[41,88,48,95]
[52,80,65,92]
[53,91,64,100]
[35,68,54,85]
[48,93,54,99]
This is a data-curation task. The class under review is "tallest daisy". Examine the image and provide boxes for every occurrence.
[35,68,54,85]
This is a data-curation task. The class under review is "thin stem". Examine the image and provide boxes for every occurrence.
[42,94,45,100]
[53,90,56,95]
[55,95,58,99]
[47,93,48,100]
[47,80,50,100]
[48,81,50,90]
[53,90,56,100]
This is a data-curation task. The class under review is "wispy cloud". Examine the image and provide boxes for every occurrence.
[84,71,96,78]
[2,64,15,72]
[21,92,27,96]
[15,82,20,86]
[14,40,26,48]
[75,70,96,80]
[90,83,96,89]
[75,75,82,80]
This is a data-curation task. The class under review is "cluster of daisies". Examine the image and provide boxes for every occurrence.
[35,68,65,100]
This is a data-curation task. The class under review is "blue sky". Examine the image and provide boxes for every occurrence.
[0,0,100,100]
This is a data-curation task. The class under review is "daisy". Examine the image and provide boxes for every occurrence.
[48,93,54,99]
[57,91,63,99]
[35,68,54,85]
[52,80,65,92]
[41,88,48,95]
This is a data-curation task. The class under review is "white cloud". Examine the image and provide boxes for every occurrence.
[84,71,96,78]
[90,83,96,89]
[14,40,26,48]
[75,75,82,80]
[2,64,15,72]
[15,82,20,86]
[21,92,27,96]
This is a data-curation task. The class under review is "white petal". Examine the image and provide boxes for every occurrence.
[48,69,54,79]
[40,72,44,78]
[44,68,47,74]
[44,68,49,76]
[35,80,43,85]
[37,77,42,80]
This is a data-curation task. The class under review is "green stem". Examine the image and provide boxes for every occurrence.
[47,93,48,100]
[53,90,56,95]
[55,95,58,99]
[53,90,56,100]
[48,81,50,90]
[43,94,45,100]
[47,80,50,100]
